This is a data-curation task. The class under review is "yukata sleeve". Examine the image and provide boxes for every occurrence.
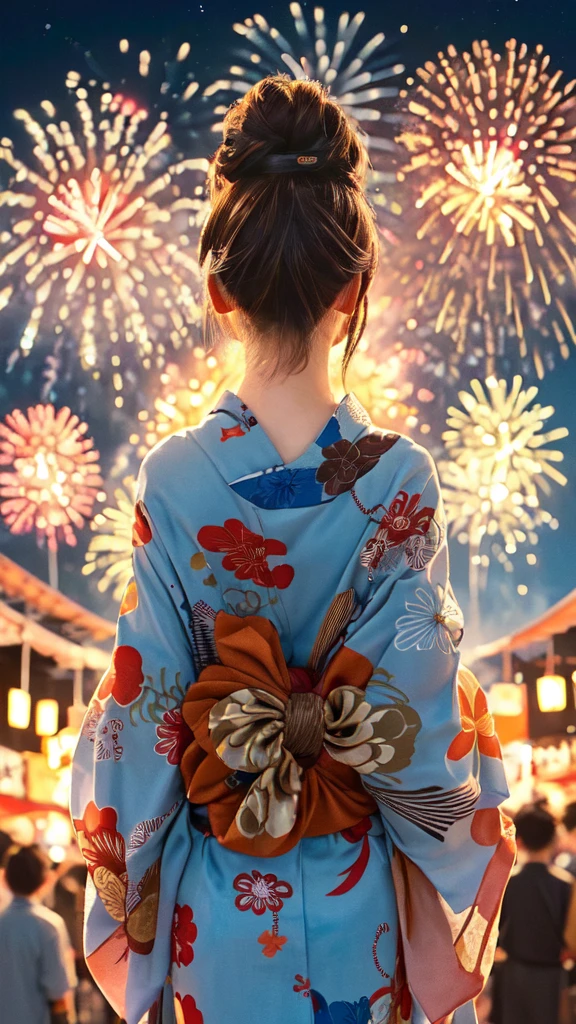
[351,445,515,1024]
[71,448,198,1024]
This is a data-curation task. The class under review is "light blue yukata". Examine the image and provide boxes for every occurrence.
[71,391,515,1024]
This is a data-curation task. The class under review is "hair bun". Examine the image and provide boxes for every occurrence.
[214,76,366,186]
[200,75,377,380]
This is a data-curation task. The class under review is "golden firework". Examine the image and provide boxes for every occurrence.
[330,335,419,434]
[0,404,104,552]
[396,38,576,376]
[133,342,244,459]
[83,475,137,599]
[439,375,567,615]
[0,42,209,392]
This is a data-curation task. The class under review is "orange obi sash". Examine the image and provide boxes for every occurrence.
[180,612,421,858]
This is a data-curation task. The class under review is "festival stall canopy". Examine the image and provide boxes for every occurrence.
[473,588,576,659]
[0,598,110,671]
[0,552,115,641]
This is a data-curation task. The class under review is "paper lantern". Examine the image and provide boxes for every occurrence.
[35,698,59,737]
[44,811,72,848]
[5,816,35,845]
[8,688,31,729]
[536,674,567,713]
[489,683,525,717]
[490,683,529,746]
[67,703,87,730]
[46,736,61,771]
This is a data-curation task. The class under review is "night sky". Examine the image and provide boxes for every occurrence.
[0,0,574,648]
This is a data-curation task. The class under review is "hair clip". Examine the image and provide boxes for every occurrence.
[297,155,318,165]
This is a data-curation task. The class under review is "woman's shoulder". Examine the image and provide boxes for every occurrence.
[368,423,437,478]
[137,416,222,504]
[356,423,439,509]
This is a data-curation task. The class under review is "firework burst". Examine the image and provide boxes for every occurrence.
[0,404,104,552]
[396,38,576,376]
[133,342,244,458]
[439,375,568,612]
[208,4,406,194]
[0,42,210,392]
[83,474,136,598]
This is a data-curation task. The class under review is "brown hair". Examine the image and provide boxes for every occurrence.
[199,75,379,376]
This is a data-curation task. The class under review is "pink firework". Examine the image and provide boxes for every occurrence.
[0,405,104,551]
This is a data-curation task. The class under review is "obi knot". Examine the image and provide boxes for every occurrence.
[180,611,422,856]
[284,692,325,767]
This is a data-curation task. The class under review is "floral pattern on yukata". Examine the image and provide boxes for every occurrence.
[198,519,295,589]
[71,390,514,1024]
[316,433,399,496]
[394,584,464,652]
[171,905,197,967]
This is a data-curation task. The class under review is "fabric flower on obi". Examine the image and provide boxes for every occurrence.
[180,613,421,857]
[316,433,399,497]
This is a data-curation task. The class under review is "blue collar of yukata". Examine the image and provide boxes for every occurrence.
[201,390,386,511]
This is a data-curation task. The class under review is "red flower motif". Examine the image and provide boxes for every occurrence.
[380,490,435,547]
[171,904,198,967]
[198,518,294,590]
[220,425,245,442]
[233,870,293,915]
[294,974,311,997]
[447,682,502,761]
[258,929,288,958]
[174,993,204,1024]
[97,645,144,706]
[154,708,193,765]
[316,433,399,496]
[132,500,152,546]
[73,800,126,878]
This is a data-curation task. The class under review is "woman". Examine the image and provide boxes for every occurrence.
[71,76,514,1024]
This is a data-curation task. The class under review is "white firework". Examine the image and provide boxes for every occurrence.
[206,5,406,154]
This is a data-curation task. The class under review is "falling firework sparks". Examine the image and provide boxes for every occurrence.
[438,375,568,617]
[0,41,210,392]
[0,404,104,554]
[83,475,137,598]
[396,38,576,377]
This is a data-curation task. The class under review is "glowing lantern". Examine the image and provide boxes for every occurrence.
[46,736,61,771]
[536,675,567,713]
[8,688,31,729]
[6,816,35,845]
[35,698,59,737]
[489,684,525,717]
[489,682,528,746]
[44,812,72,849]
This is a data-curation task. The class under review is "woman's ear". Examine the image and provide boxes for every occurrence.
[207,273,234,315]
[333,275,362,317]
